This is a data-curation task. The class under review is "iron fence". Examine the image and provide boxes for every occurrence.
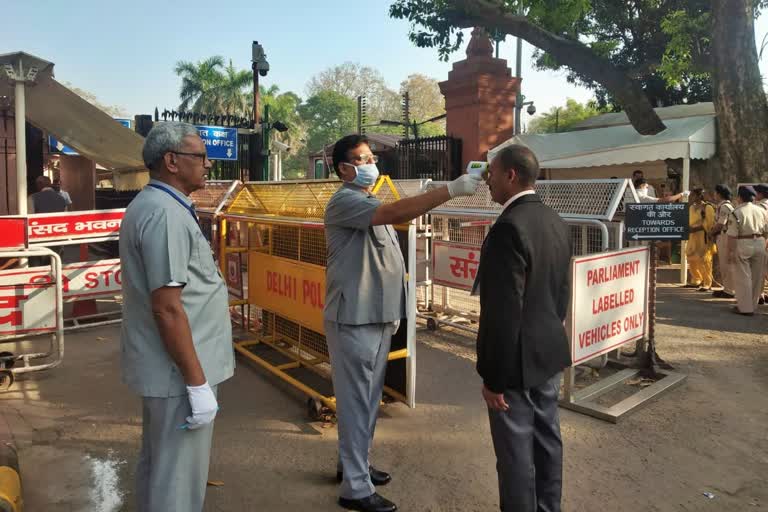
[394,136,462,181]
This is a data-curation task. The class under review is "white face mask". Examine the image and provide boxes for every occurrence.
[349,163,380,188]
[637,186,649,197]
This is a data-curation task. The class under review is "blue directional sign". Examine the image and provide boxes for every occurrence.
[195,125,238,161]
[48,135,78,155]
[49,118,132,155]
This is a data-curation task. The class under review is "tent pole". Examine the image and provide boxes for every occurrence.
[15,76,27,216]
[680,150,691,285]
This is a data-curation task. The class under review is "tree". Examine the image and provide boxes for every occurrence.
[259,85,309,179]
[298,90,357,152]
[175,56,227,113]
[216,59,252,116]
[400,74,446,137]
[527,99,604,134]
[63,82,128,117]
[531,0,713,110]
[306,62,401,127]
[389,0,768,183]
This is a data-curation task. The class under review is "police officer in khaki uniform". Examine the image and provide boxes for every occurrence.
[711,185,736,298]
[754,184,768,304]
[727,186,768,315]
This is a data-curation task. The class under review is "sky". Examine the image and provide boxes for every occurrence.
[5,0,768,126]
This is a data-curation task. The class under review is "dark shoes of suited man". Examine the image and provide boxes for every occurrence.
[336,466,392,486]
[338,493,397,512]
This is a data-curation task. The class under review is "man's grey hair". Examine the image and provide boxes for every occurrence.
[142,122,199,172]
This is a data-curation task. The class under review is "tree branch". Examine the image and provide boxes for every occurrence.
[449,0,667,135]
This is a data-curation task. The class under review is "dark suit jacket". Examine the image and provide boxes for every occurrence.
[475,193,572,392]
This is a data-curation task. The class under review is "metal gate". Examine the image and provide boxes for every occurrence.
[393,136,462,181]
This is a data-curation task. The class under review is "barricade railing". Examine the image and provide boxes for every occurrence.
[1,209,125,332]
[218,176,419,416]
[0,240,65,388]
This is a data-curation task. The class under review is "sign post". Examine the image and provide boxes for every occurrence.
[625,203,689,371]
[195,125,238,161]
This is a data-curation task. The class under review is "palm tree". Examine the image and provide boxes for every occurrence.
[218,60,252,116]
[175,56,225,112]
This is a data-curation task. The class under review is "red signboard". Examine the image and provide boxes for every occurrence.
[27,209,124,243]
[0,217,28,249]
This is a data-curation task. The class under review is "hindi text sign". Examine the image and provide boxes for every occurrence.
[569,247,650,365]
[432,241,480,292]
[27,209,124,243]
[625,203,689,241]
[196,125,238,161]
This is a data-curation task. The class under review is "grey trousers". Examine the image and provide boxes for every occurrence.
[136,386,217,512]
[325,321,393,500]
[488,372,563,512]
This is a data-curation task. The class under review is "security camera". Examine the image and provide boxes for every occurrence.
[256,60,269,77]
[273,140,290,152]
[527,103,537,116]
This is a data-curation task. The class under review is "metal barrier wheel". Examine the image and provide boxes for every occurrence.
[0,371,14,392]
[307,398,324,421]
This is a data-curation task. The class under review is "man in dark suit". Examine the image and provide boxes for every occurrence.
[475,145,572,512]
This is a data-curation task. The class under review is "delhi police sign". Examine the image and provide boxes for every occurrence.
[196,125,237,161]
[625,203,689,241]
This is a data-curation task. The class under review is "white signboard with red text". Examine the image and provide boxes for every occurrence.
[27,209,124,243]
[569,247,649,365]
[432,241,480,291]
[0,259,121,336]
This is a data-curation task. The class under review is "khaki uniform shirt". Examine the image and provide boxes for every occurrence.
[727,202,768,238]
[119,180,235,397]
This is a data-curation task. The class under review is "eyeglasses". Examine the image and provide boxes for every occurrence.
[172,151,210,163]
[350,154,378,164]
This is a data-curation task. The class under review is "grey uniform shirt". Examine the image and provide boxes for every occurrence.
[119,180,235,397]
[324,183,407,325]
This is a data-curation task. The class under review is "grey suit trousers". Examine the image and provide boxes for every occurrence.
[488,372,563,512]
[325,321,393,500]
[136,386,217,512]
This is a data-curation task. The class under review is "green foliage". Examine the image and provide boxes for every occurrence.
[400,74,446,137]
[298,90,358,153]
[175,56,252,116]
[526,98,605,133]
[389,0,716,108]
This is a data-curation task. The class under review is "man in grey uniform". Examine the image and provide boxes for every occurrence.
[324,134,482,512]
[120,122,235,511]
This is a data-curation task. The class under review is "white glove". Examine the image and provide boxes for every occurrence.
[392,319,401,333]
[447,174,483,198]
[185,381,218,430]
[682,190,691,198]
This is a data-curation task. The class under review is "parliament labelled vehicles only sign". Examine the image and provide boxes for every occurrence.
[569,247,650,365]
[625,203,689,241]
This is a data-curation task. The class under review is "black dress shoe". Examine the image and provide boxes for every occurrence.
[337,466,391,486]
[731,306,754,316]
[338,493,397,512]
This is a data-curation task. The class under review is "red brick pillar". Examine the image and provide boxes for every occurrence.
[439,28,520,170]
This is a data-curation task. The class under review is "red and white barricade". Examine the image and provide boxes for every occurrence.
[0,217,65,385]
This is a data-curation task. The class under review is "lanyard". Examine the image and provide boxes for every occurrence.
[147,183,199,225]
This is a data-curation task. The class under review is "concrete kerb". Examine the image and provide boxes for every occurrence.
[0,413,21,512]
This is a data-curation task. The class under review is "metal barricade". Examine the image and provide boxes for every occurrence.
[191,180,242,257]
[218,176,421,415]
[419,179,635,333]
[0,245,64,388]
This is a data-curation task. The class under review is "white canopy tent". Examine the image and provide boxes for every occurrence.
[488,109,718,285]
[488,115,716,194]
